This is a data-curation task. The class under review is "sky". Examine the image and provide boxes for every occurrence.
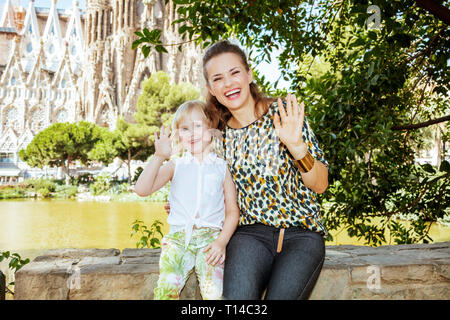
[0,0,291,89]
[0,0,86,10]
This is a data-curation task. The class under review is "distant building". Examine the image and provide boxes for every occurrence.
[0,0,203,182]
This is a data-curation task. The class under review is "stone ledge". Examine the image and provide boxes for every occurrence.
[14,242,450,300]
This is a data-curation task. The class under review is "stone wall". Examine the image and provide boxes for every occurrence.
[14,242,450,300]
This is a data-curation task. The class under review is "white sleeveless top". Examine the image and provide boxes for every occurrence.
[167,152,227,248]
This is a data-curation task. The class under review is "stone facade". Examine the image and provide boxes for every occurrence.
[0,0,203,179]
[14,242,450,300]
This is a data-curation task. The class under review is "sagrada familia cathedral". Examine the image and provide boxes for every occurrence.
[0,0,203,182]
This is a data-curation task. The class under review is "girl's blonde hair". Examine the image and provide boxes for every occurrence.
[171,100,222,156]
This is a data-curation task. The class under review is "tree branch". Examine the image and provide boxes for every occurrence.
[414,0,450,25]
[369,182,430,217]
[391,115,450,131]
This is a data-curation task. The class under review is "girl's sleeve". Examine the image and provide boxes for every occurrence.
[301,118,329,169]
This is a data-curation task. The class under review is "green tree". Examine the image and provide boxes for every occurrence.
[88,126,121,166]
[114,118,154,184]
[135,70,200,129]
[19,121,102,185]
[133,0,450,245]
[88,120,153,184]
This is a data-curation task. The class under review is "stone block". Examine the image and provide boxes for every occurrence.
[14,261,71,300]
[310,267,351,300]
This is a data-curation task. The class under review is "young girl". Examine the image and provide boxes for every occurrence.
[134,100,240,300]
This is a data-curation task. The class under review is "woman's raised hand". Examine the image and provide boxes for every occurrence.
[154,125,173,160]
[273,94,308,158]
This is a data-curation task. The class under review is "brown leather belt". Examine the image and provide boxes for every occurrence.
[276,228,285,253]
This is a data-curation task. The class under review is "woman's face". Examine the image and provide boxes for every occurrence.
[205,52,254,112]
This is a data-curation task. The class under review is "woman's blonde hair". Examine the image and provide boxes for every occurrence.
[171,100,221,155]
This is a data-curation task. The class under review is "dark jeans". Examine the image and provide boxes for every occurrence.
[223,223,325,300]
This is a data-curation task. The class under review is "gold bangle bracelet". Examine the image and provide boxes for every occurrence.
[293,152,315,173]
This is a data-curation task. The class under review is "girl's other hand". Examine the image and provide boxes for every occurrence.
[164,202,170,214]
[203,239,226,266]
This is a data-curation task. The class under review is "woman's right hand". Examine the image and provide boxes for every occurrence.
[154,125,172,160]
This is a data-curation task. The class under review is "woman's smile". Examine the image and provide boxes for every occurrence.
[224,88,241,100]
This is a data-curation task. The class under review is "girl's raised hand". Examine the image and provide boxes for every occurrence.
[154,125,172,160]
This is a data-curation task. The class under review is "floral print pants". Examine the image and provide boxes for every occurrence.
[154,227,224,300]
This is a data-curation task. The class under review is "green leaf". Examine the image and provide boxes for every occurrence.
[142,45,151,58]
[155,45,168,53]
[367,31,377,41]
[151,29,162,41]
[439,160,450,173]
[178,25,188,34]
[422,163,435,174]
[143,28,152,40]
[132,39,143,50]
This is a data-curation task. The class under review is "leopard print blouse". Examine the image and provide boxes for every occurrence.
[221,101,329,236]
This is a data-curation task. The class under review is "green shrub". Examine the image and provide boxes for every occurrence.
[54,185,78,199]
[71,173,95,186]
[0,251,30,296]
[130,219,164,249]
[26,178,57,193]
[90,173,111,195]
[37,187,51,198]
[0,187,24,199]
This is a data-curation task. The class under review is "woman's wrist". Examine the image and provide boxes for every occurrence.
[286,140,308,160]
[293,152,315,173]
[286,141,316,173]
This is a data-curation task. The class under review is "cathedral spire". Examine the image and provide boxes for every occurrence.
[1,36,25,87]
[65,0,83,43]
[43,0,63,46]
[64,0,84,75]
[21,0,40,40]
[42,0,63,72]
[26,38,47,87]
[0,0,17,28]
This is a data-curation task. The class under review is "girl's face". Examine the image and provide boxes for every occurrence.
[177,108,212,155]
[205,52,254,112]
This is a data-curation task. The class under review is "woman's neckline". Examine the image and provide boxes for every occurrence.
[226,101,273,130]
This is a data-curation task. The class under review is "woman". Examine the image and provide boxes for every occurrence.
[166,40,329,299]
[203,40,329,300]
